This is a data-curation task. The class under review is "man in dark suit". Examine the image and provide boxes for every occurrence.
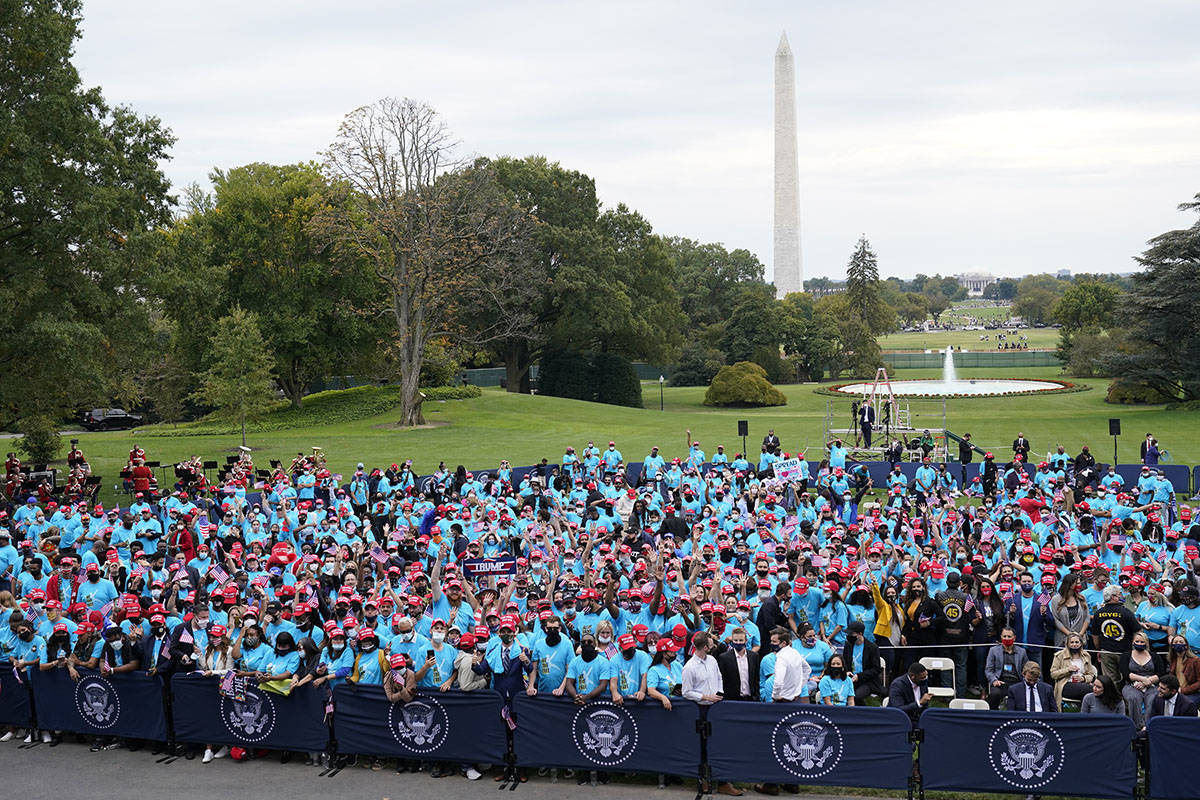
[762,429,781,455]
[888,662,931,725]
[1146,675,1198,725]
[756,583,793,645]
[716,628,760,701]
[1006,662,1057,712]
[842,621,882,702]
[1012,432,1031,461]
[140,612,175,676]
[858,403,876,448]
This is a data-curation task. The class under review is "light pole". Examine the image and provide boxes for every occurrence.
[659,375,665,411]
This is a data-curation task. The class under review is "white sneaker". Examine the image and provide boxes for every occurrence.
[22,733,32,744]
[213,745,230,759]
[0,731,13,742]
[202,749,214,764]
[41,731,52,743]
[466,767,482,781]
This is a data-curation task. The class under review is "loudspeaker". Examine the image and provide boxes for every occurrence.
[1109,418,1121,436]
[737,420,749,437]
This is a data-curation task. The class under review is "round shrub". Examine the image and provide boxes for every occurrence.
[704,362,787,407]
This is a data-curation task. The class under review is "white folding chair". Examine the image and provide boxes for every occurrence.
[948,698,989,710]
[919,656,956,700]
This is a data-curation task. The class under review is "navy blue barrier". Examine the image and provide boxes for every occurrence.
[0,667,32,727]
[171,674,328,751]
[30,668,166,740]
[513,695,701,776]
[707,702,912,789]
[333,687,507,763]
[1148,717,1200,800]
[920,709,1137,799]
[1102,463,1190,495]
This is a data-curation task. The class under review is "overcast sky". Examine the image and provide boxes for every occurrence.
[73,1,1199,282]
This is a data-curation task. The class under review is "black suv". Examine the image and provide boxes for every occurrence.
[82,408,143,431]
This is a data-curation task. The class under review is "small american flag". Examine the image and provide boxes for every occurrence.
[98,601,114,618]
[209,564,230,586]
[368,545,388,564]
[179,628,193,645]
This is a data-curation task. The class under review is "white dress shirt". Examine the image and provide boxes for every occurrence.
[1164,695,1176,717]
[682,653,722,704]
[772,645,812,701]
[734,649,750,697]
[1025,681,1042,712]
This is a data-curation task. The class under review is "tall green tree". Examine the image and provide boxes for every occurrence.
[844,236,894,335]
[0,0,174,438]
[488,157,684,391]
[1012,274,1066,325]
[154,163,383,407]
[982,278,1018,300]
[1102,194,1200,401]
[666,237,765,330]
[193,308,277,448]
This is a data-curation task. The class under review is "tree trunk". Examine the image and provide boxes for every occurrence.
[281,361,303,408]
[504,340,531,393]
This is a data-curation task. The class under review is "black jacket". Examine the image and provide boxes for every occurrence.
[716,648,760,701]
[841,637,882,688]
[756,596,790,644]
[888,675,929,723]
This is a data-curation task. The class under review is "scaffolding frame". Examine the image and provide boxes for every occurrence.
[823,370,949,463]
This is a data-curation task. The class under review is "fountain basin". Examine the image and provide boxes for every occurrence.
[831,378,1069,398]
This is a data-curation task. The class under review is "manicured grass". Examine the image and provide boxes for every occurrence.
[878,327,1058,352]
[63,366,1197,506]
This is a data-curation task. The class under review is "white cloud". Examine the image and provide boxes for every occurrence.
[71,0,1200,280]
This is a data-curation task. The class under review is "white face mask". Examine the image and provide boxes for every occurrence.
[597,635,612,645]
[331,642,345,652]
[431,631,445,644]
[399,631,415,642]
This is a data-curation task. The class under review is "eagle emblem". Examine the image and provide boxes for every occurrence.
[989,720,1064,788]
[572,703,638,766]
[75,677,119,728]
[389,697,449,752]
[221,686,276,741]
[772,712,843,777]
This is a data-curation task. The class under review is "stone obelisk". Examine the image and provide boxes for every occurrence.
[773,32,802,297]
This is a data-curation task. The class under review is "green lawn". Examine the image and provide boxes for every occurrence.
[62,367,1197,505]
[878,327,1059,352]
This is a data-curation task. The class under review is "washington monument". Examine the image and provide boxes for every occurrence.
[773,32,802,297]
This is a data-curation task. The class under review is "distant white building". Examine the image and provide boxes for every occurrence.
[957,270,997,296]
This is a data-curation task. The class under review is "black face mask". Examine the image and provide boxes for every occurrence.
[545,630,561,646]
[19,631,33,642]
[580,643,597,661]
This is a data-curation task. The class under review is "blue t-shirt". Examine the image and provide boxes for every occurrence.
[610,649,652,696]
[819,674,854,705]
[566,653,613,695]
[530,637,576,692]
[647,660,682,695]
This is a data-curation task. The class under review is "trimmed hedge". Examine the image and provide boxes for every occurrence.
[704,362,787,407]
[538,350,643,408]
[1106,379,1175,405]
[423,385,482,401]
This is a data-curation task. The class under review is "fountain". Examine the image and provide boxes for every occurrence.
[832,346,1068,398]
[943,346,957,385]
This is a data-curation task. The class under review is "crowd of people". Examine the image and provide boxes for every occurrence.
[1,432,1198,789]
